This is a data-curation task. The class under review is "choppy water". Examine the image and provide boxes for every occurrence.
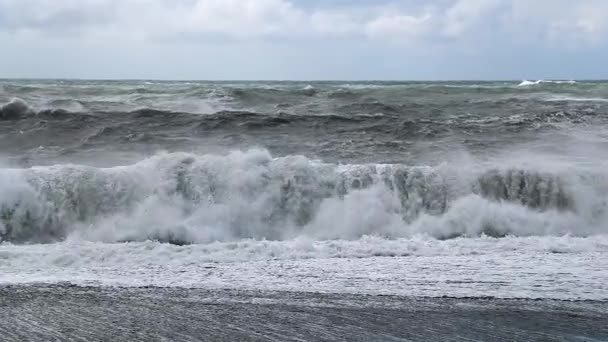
[3,79,608,165]
[1,79,607,301]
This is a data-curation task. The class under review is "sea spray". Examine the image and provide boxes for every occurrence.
[1,149,607,244]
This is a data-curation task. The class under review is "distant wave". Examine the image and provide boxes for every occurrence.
[1,149,607,244]
[543,95,608,103]
[518,80,577,87]
[0,97,232,119]
[0,98,35,119]
[3,80,608,120]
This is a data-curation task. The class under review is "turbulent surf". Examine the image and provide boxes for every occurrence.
[1,79,607,300]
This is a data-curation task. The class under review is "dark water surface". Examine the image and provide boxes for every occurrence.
[2,79,608,166]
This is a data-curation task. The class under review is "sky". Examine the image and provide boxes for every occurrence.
[0,0,607,80]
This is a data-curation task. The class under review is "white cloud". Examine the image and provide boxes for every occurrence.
[508,0,608,46]
[0,0,606,45]
[442,0,503,37]
[548,1,608,44]
[365,13,434,41]
[0,0,116,32]
[174,0,306,38]
[310,10,360,36]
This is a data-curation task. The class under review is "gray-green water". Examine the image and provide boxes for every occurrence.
[1,79,608,341]
[2,79,608,165]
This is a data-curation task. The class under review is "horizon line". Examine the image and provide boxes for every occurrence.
[1,77,604,82]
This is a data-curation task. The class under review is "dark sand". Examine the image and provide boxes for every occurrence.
[0,285,606,341]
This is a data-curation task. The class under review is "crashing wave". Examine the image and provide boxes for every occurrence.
[0,150,606,244]
[518,80,577,87]
[302,84,317,96]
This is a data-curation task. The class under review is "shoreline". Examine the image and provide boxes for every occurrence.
[1,285,606,341]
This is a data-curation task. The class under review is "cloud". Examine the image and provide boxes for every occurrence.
[0,0,606,46]
[365,12,434,41]
[545,1,608,45]
[0,0,116,33]
[442,0,503,37]
[166,0,306,38]
[507,0,608,46]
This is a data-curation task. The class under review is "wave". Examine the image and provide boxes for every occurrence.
[2,96,597,128]
[0,98,35,119]
[518,80,577,87]
[2,235,606,299]
[3,78,608,123]
[544,95,608,103]
[1,150,607,244]
[2,235,607,267]
[0,90,233,116]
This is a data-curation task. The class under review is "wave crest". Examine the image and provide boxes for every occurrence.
[518,80,577,87]
[0,98,34,119]
[0,150,606,244]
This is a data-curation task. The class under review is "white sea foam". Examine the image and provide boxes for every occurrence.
[518,80,577,87]
[1,235,606,299]
[544,95,608,103]
[1,149,607,245]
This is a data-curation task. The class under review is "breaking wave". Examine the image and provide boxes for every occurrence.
[518,80,577,87]
[1,149,607,244]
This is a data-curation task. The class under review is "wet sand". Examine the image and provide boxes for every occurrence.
[0,285,606,341]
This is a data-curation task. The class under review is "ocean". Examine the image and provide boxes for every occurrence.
[0,79,607,341]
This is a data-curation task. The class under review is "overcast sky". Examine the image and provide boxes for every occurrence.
[0,0,607,80]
